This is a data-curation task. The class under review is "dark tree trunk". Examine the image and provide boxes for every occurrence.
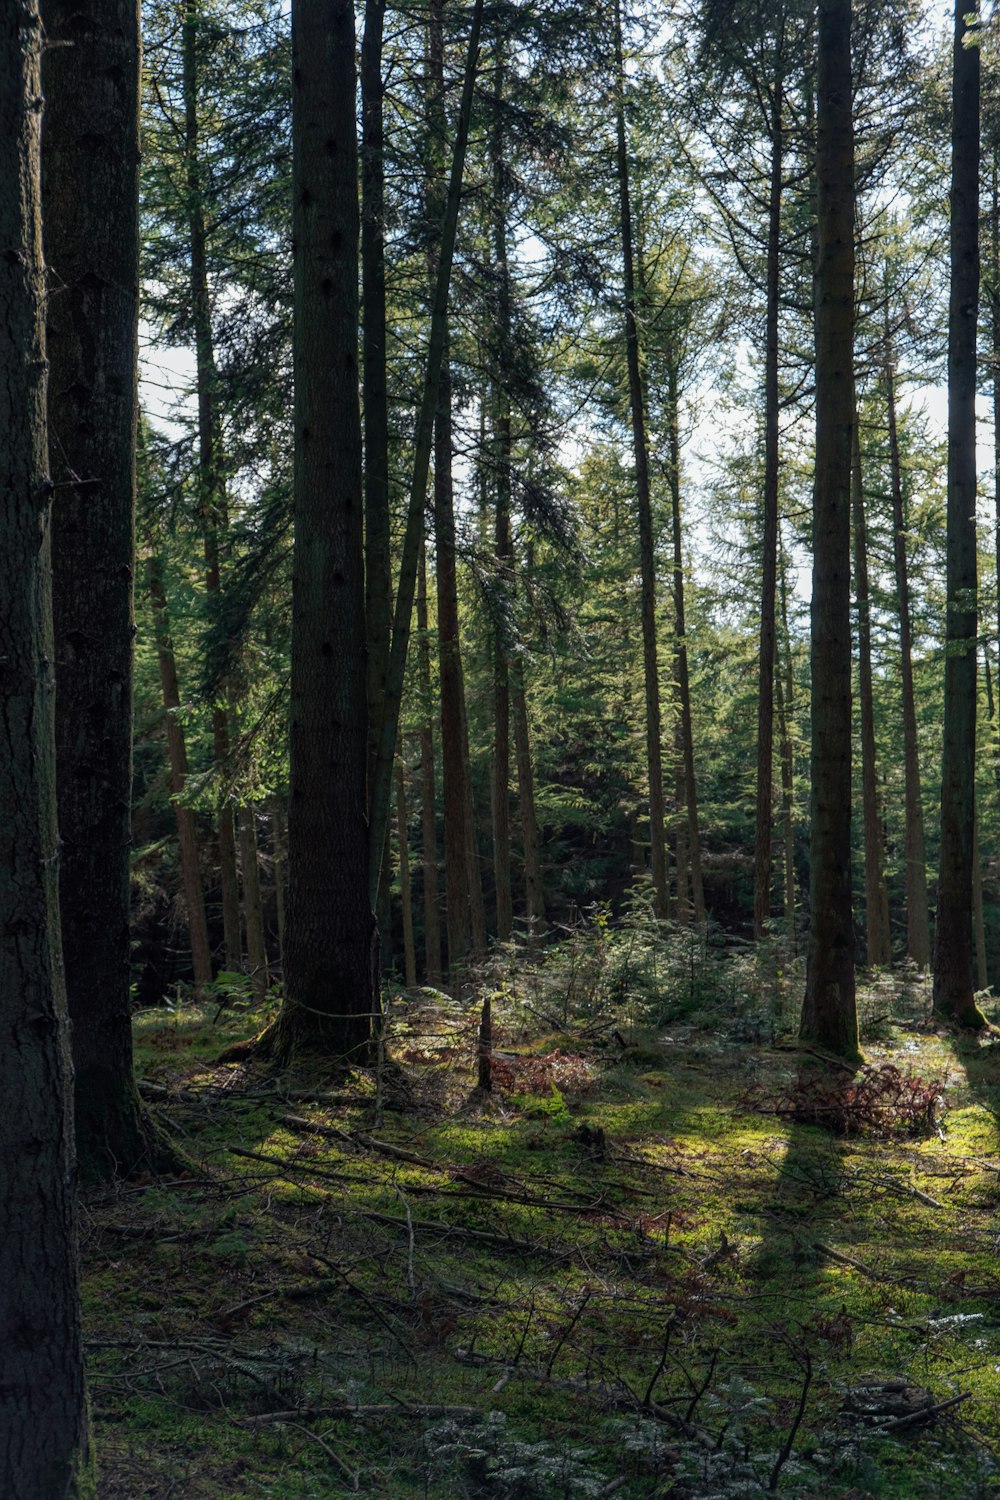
[396,762,418,987]
[238,806,268,1003]
[182,0,241,972]
[934,0,984,1028]
[273,0,377,1061]
[512,654,546,940]
[613,0,668,918]
[271,794,287,973]
[753,79,783,940]
[417,537,443,982]
[799,0,858,1059]
[0,5,91,1488]
[885,339,931,969]
[44,0,175,1181]
[851,417,891,967]
[147,554,214,990]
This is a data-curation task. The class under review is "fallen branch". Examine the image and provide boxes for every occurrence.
[236,1402,479,1427]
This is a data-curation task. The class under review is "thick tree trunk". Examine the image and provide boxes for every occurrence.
[934,0,984,1027]
[0,6,91,1487]
[147,555,214,990]
[238,806,268,1004]
[417,538,443,981]
[613,0,668,918]
[885,340,930,968]
[666,360,706,923]
[274,0,377,1061]
[396,764,418,987]
[43,0,171,1183]
[851,417,891,967]
[271,795,287,972]
[753,81,783,940]
[362,0,392,795]
[182,0,241,972]
[800,0,858,1059]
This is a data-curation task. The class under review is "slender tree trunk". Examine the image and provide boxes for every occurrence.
[362,0,391,789]
[271,795,287,972]
[613,0,668,918]
[43,0,172,1182]
[800,0,858,1059]
[0,6,91,1485]
[182,0,241,971]
[666,359,706,922]
[754,79,784,940]
[239,807,268,1003]
[147,555,214,990]
[490,55,514,944]
[461,677,488,956]
[851,415,891,966]
[512,655,546,939]
[417,537,443,981]
[775,621,796,948]
[367,0,484,895]
[934,0,984,1027]
[973,813,988,991]
[885,338,930,968]
[396,764,417,987]
[273,0,377,1061]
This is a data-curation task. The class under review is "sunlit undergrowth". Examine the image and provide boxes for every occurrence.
[89,913,1000,1496]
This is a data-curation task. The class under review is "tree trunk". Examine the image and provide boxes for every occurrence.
[0,6,91,1485]
[147,554,214,990]
[182,0,241,972]
[367,0,484,896]
[362,0,391,795]
[271,794,287,973]
[42,0,171,1183]
[885,337,931,969]
[613,0,668,919]
[934,0,984,1028]
[666,359,706,923]
[973,813,988,991]
[799,0,858,1059]
[238,806,268,1004]
[753,78,783,940]
[490,57,514,945]
[396,763,418,987]
[417,537,443,982]
[512,655,546,940]
[851,415,891,966]
[274,0,377,1061]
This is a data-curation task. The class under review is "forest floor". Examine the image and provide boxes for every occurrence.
[86,924,1000,1498]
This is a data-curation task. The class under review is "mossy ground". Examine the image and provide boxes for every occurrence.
[87,940,1000,1496]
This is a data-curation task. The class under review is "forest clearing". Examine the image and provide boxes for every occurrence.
[89,938,1000,1499]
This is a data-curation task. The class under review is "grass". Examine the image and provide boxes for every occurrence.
[85,931,1000,1496]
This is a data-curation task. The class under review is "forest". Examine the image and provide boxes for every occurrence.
[6,0,1000,1494]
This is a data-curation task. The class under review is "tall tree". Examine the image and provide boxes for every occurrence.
[933,0,986,1028]
[799,0,858,1059]
[0,2,90,1489]
[613,0,669,918]
[44,0,173,1180]
[270,0,377,1060]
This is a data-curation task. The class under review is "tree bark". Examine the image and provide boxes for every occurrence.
[851,415,891,966]
[0,5,91,1487]
[182,0,241,973]
[238,806,268,1004]
[271,794,287,973]
[885,337,931,969]
[147,554,214,990]
[613,0,669,918]
[512,655,546,940]
[396,763,418,987]
[273,0,377,1061]
[44,0,181,1182]
[934,0,984,1028]
[753,77,784,940]
[417,537,443,981]
[799,0,858,1059]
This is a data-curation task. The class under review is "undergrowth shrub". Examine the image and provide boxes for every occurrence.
[761,1063,944,1138]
